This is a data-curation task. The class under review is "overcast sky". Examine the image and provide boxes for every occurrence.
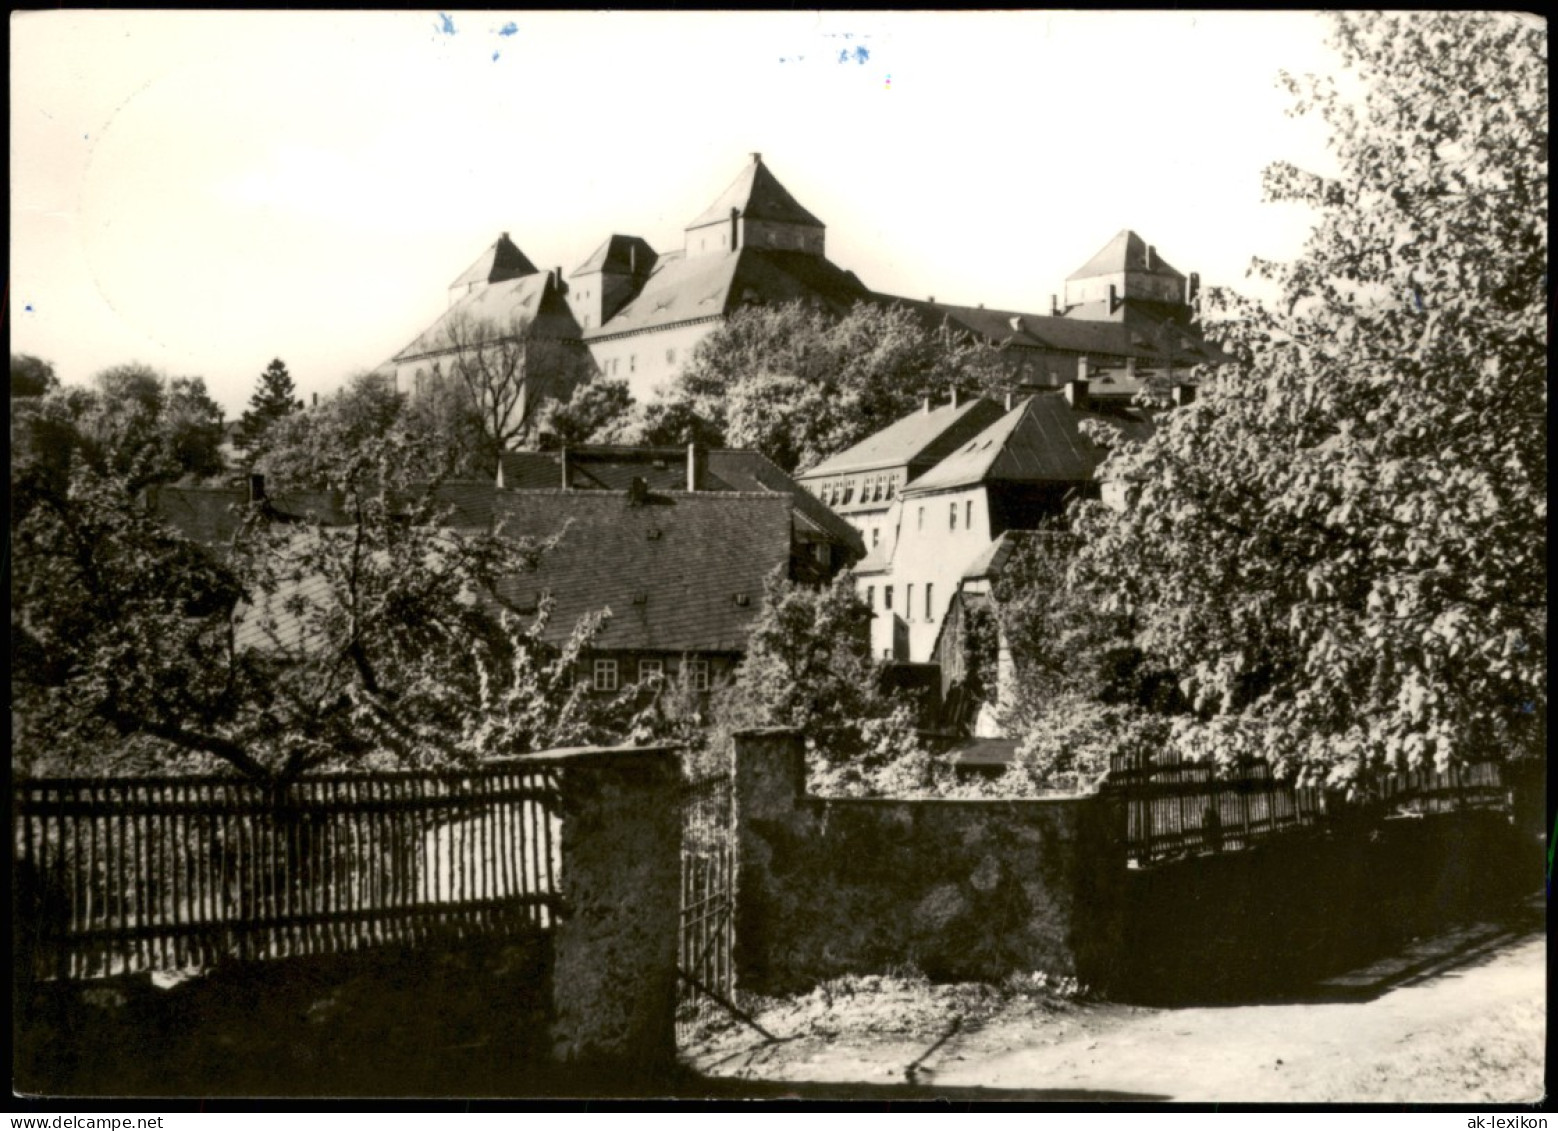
[11,10,1344,416]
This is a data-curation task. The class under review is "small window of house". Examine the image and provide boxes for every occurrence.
[872,527,880,547]
[593,658,619,692]
[906,584,915,620]
[884,586,894,611]
[638,658,663,682]
[866,586,875,607]
[918,506,925,531]
[950,502,958,531]
[925,583,934,621]
[685,659,710,692]
[886,477,896,500]
[630,356,636,373]
[965,500,974,529]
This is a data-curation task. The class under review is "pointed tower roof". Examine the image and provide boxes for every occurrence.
[1067,230,1185,281]
[449,233,539,289]
[686,154,825,230]
[571,234,658,278]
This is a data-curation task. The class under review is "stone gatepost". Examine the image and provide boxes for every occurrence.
[546,745,682,1087]
[731,729,806,994]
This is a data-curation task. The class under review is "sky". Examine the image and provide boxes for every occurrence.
[10,11,1344,417]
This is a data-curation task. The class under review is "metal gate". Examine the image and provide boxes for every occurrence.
[677,771,734,1041]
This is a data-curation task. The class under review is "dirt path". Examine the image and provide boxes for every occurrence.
[689,898,1546,1103]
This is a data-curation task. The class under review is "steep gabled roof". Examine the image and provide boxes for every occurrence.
[587,247,868,339]
[888,298,1214,366]
[707,449,863,557]
[801,396,1010,479]
[571,234,657,278]
[686,157,825,230]
[394,273,583,362]
[146,485,349,546]
[1067,230,1185,282]
[904,392,1156,495]
[491,490,793,653]
[449,233,538,289]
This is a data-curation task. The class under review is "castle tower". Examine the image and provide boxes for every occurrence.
[567,235,657,331]
[1061,230,1193,321]
[447,232,538,306]
[683,153,826,260]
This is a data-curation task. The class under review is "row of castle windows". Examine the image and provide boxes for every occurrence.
[815,472,899,508]
[864,583,935,623]
[600,348,677,378]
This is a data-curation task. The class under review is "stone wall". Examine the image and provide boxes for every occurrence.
[732,730,1125,995]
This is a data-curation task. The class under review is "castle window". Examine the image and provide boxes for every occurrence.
[884,586,893,611]
[950,502,958,531]
[666,348,676,365]
[966,500,974,529]
[906,584,915,621]
[925,584,934,621]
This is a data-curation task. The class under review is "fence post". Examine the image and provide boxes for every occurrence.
[547,745,682,1088]
[730,729,806,994]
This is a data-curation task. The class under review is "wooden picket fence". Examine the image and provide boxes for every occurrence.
[1105,748,1509,868]
[13,766,562,981]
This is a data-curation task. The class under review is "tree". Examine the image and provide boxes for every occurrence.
[11,354,58,399]
[236,359,303,466]
[717,570,935,795]
[530,376,636,446]
[1069,12,1546,785]
[257,372,410,490]
[432,313,595,473]
[646,299,1008,472]
[12,431,622,782]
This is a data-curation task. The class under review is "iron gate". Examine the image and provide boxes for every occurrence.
[677,771,734,1041]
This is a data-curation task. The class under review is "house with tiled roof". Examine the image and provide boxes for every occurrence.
[811,380,1182,664]
[383,155,1220,422]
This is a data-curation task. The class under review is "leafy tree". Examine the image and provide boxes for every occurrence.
[236,358,303,466]
[12,432,621,782]
[257,372,411,490]
[1070,12,1546,785]
[531,376,636,447]
[717,570,936,795]
[11,354,58,399]
[647,300,1007,472]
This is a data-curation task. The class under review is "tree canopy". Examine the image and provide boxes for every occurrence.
[1066,12,1546,785]
[645,300,1008,472]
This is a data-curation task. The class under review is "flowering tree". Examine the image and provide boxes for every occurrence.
[12,429,620,781]
[1071,12,1546,784]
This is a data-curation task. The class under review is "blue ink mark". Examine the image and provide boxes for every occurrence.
[492,50,500,61]
[436,12,456,35]
[838,48,849,63]
[854,46,869,64]
[885,73,891,90]
[25,304,35,312]
[497,22,517,36]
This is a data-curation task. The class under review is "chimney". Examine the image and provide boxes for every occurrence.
[1050,294,1060,316]
[628,476,650,507]
[1107,283,1118,313]
[923,396,933,415]
[1145,245,1156,270]
[687,441,706,492]
[928,295,935,303]
[1077,356,1090,385]
[1064,378,1090,410]
[730,207,740,252]
[1172,384,1197,407]
[312,392,318,408]
[1187,272,1201,306]
[247,473,266,504]
[751,152,763,165]
[559,446,570,488]
[949,387,961,408]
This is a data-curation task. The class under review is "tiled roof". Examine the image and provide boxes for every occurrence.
[571,234,657,278]
[889,298,1211,366]
[491,490,793,653]
[1066,230,1185,282]
[801,396,1009,479]
[449,233,538,289]
[146,485,349,546]
[394,273,582,363]
[686,158,825,231]
[587,247,868,340]
[497,446,864,558]
[904,392,1156,495]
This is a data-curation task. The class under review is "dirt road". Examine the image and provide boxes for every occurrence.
[689,897,1547,1103]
